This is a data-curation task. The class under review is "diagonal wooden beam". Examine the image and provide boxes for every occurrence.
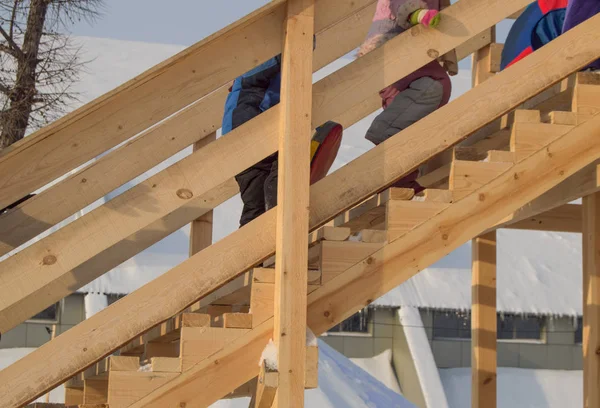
[504,204,582,233]
[0,0,535,334]
[0,0,377,258]
[1,10,598,407]
[0,0,375,210]
[132,111,600,408]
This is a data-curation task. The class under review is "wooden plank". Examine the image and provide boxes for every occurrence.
[253,268,321,285]
[309,226,351,245]
[180,327,249,371]
[334,188,414,232]
[109,356,139,372]
[0,0,533,335]
[64,388,84,406]
[455,27,493,61]
[150,357,181,373]
[252,362,278,408]
[546,111,578,125]
[0,0,377,258]
[472,40,496,87]
[274,2,315,404]
[223,313,253,329]
[207,305,233,328]
[488,43,503,74]
[83,379,108,405]
[582,192,600,408]
[145,342,179,360]
[107,371,177,408]
[472,231,497,408]
[132,114,600,408]
[505,204,582,233]
[319,241,383,283]
[251,282,277,328]
[510,123,573,160]
[450,161,512,200]
[305,345,319,389]
[419,189,454,203]
[574,83,600,124]
[0,0,376,211]
[4,12,599,406]
[438,0,458,76]
[386,201,449,241]
[486,150,515,163]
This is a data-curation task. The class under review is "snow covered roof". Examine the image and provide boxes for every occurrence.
[440,367,582,408]
[374,229,582,317]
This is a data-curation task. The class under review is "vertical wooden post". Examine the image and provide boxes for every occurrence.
[190,133,216,257]
[471,27,497,87]
[274,0,314,406]
[582,192,600,408]
[472,231,497,408]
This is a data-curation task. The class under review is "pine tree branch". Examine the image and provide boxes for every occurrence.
[0,24,24,58]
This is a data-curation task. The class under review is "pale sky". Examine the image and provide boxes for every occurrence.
[66,0,514,70]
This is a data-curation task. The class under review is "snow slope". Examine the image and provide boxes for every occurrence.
[210,340,415,408]
[399,307,450,408]
[440,367,582,408]
[350,349,403,395]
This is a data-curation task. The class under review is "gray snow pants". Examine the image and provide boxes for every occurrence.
[365,76,444,145]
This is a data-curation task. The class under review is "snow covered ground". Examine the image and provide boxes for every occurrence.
[440,367,582,408]
[210,340,415,408]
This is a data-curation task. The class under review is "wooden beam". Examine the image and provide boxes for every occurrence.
[0,0,377,259]
[472,231,497,408]
[3,12,598,406]
[504,204,582,233]
[0,0,377,211]
[132,111,600,408]
[0,0,529,336]
[450,161,512,200]
[274,1,314,404]
[471,26,496,87]
[582,192,600,408]
[107,371,177,408]
[252,361,278,408]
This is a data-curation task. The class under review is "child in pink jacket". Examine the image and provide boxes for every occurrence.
[359,0,451,193]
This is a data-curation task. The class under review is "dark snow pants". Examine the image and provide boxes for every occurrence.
[235,153,278,227]
[365,77,444,191]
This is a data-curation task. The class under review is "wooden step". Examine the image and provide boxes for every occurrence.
[450,160,513,200]
[108,371,177,408]
[334,188,414,232]
[572,71,600,123]
[180,326,250,371]
[385,201,449,241]
[486,150,515,163]
[510,120,574,161]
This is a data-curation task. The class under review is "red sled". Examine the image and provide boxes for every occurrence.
[310,121,343,185]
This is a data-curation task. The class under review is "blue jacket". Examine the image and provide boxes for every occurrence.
[222,56,281,135]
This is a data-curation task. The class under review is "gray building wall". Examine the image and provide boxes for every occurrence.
[320,307,582,371]
[0,294,85,349]
[420,310,583,370]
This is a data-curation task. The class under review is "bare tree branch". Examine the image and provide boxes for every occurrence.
[0,24,23,57]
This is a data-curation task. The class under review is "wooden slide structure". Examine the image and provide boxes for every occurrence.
[0,0,599,407]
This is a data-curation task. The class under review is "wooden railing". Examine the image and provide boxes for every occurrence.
[0,0,599,406]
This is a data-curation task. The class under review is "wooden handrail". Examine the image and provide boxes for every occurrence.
[0,0,376,258]
[2,7,596,406]
[0,0,529,334]
[0,0,374,210]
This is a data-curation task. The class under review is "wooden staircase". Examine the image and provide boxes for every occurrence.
[2,0,600,407]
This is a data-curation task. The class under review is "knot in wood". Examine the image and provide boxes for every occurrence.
[442,233,449,241]
[43,255,57,266]
[596,347,600,355]
[324,311,331,318]
[176,189,194,200]
[366,257,374,265]
[427,49,440,59]
[478,193,485,202]
[180,403,187,408]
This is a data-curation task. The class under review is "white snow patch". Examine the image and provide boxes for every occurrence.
[399,307,450,408]
[210,339,415,408]
[350,349,403,395]
[259,339,278,371]
[375,229,583,316]
[0,348,65,403]
[440,367,582,408]
[84,293,108,319]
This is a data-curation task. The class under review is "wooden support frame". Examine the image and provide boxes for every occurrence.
[274,1,314,404]
[0,0,377,210]
[0,0,377,259]
[582,192,600,408]
[2,11,599,406]
[0,0,531,335]
[131,112,600,408]
[472,232,497,408]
